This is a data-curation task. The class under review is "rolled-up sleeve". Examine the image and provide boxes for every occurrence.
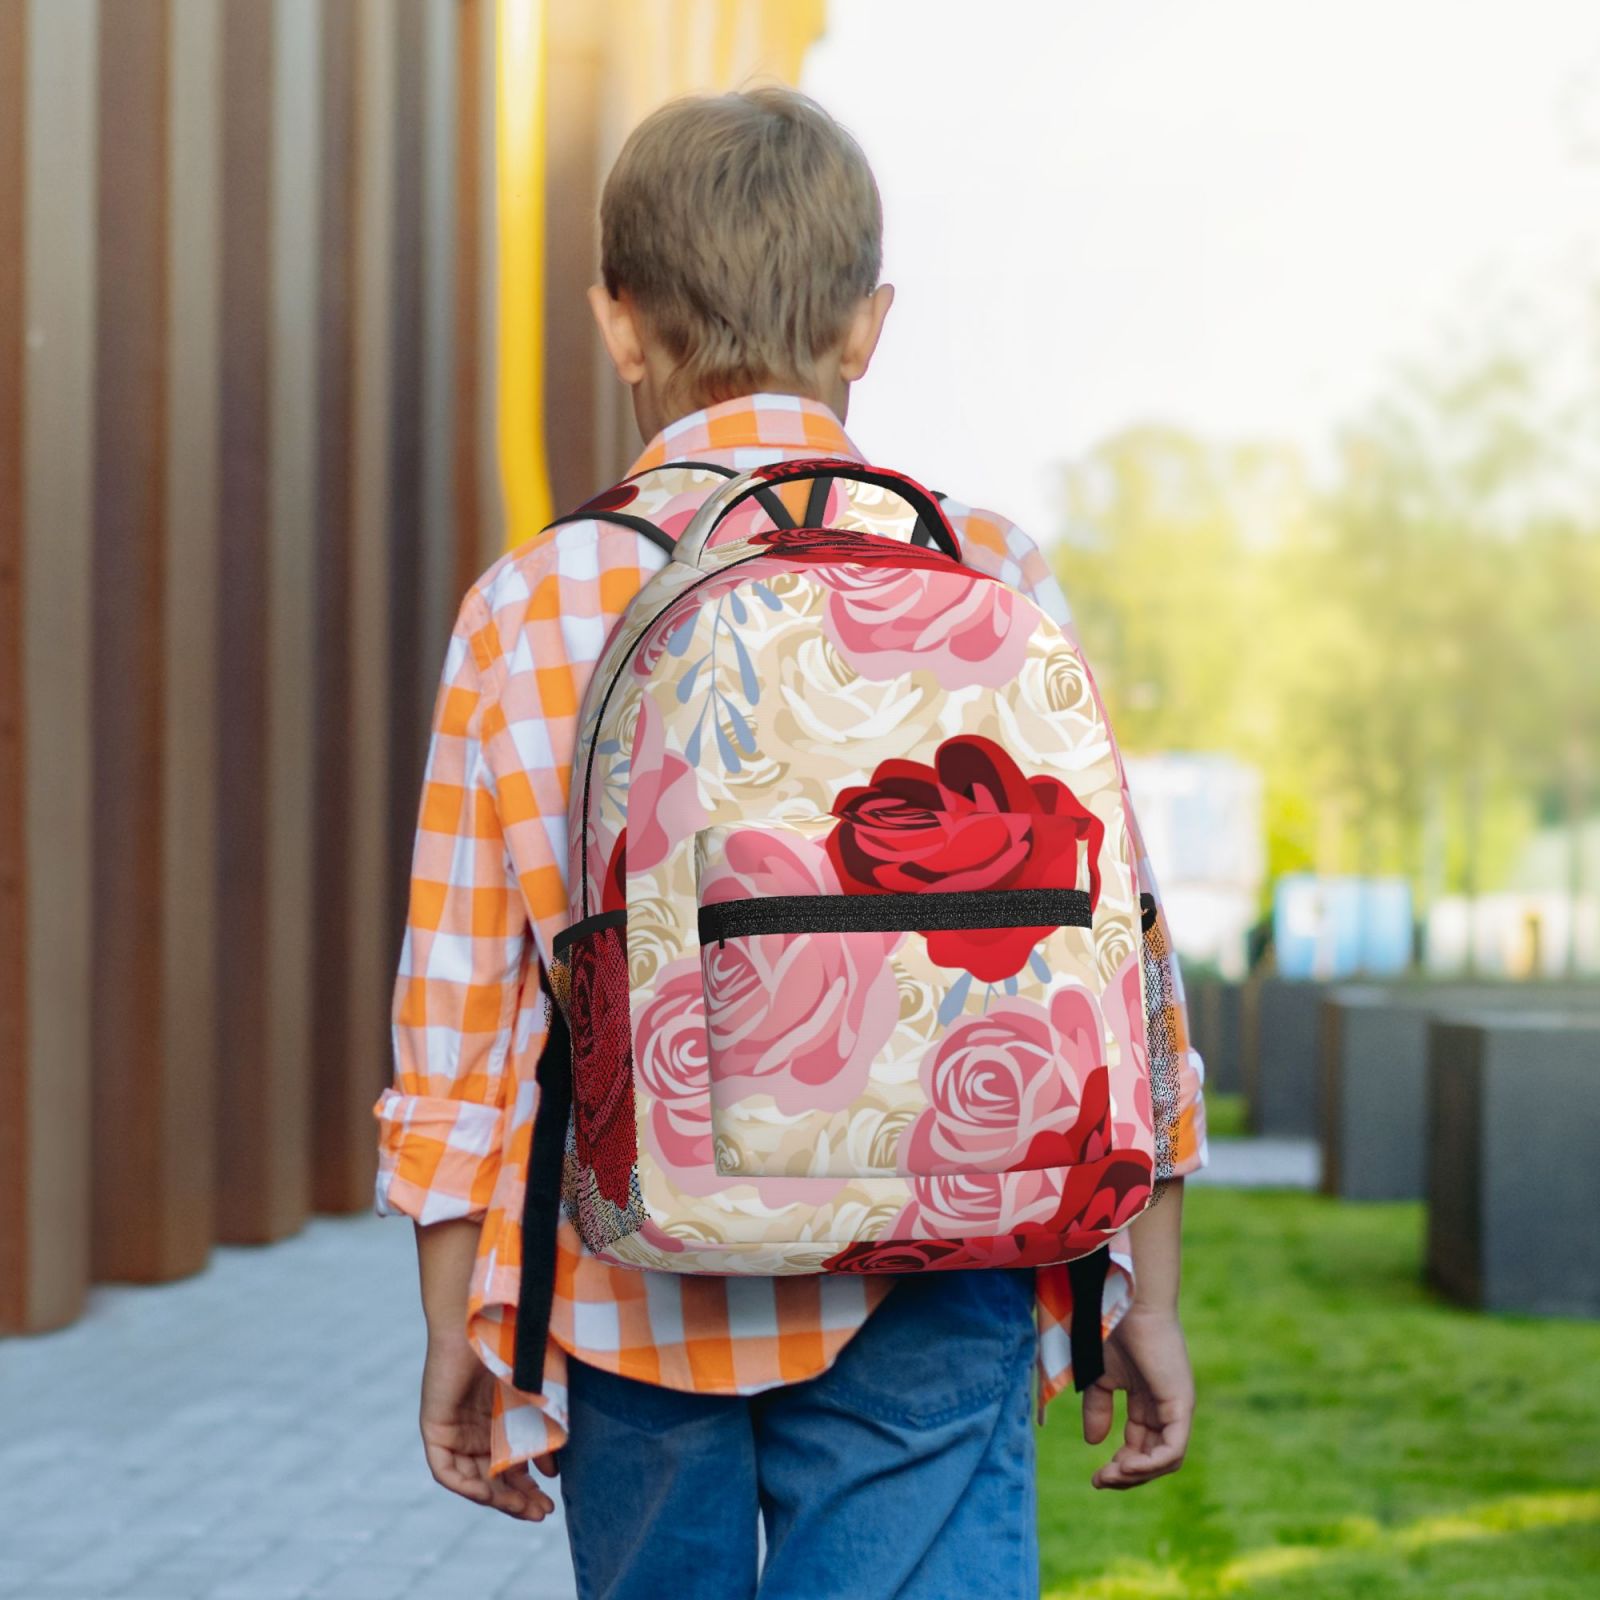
[374,590,528,1224]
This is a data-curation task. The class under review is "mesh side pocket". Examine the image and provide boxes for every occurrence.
[554,919,645,1252]
[1140,894,1182,1185]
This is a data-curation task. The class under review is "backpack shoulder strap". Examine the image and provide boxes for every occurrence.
[645,458,799,533]
[539,458,800,562]
[541,506,676,560]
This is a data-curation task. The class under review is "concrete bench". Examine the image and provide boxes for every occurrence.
[1426,1011,1600,1317]
[1321,983,1600,1201]
[1189,977,1244,1096]
[1244,977,1331,1137]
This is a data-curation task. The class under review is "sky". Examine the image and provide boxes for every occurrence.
[801,0,1600,540]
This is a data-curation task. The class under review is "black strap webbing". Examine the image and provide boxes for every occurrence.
[802,474,833,529]
[636,458,798,531]
[1066,1246,1110,1393]
[909,489,950,550]
[541,509,675,560]
[545,460,800,558]
[512,976,573,1395]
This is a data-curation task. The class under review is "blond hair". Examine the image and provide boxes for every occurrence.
[600,87,883,409]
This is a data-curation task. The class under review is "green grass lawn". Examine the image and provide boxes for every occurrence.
[1036,1186,1600,1598]
[1202,1092,1249,1139]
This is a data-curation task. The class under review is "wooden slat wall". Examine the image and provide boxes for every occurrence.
[215,0,289,1244]
[1,0,500,1330]
[158,0,223,1278]
[544,2,609,513]
[308,0,365,1218]
[0,0,36,1333]
[90,0,175,1281]
[346,0,400,1242]
[5,0,99,1335]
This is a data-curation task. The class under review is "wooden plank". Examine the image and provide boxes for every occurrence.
[463,0,505,575]
[308,0,364,1215]
[544,0,606,511]
[345,0,396,1222]
[386,0,428,959]
[155,0,223,1276]
[263,0,320,1237]
[451,0,488,598]
[0,0,31,1332]
[89,0,174,1283]
[418,0,458,676]
[9,0,98,1331]
[216,0,306,1244]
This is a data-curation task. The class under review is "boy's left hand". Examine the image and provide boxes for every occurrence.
[1081,1303,1195,1489]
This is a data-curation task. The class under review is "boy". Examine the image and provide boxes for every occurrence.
[376,87,1207,1599]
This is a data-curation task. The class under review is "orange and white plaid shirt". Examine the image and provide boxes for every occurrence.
[375,393,1208,1474]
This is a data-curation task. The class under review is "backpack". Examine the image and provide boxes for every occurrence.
[515,459,1158,1394]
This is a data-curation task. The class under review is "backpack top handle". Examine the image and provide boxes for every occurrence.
[673,457,963,569]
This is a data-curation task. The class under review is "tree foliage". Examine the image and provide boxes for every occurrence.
[1053,315,1600,918]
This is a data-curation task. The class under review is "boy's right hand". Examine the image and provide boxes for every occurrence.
[419,1330,558,1521]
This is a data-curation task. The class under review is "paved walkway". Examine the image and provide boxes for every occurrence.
[1191,1135,1321,1190]
[0,1135,1318,1600]
[0,1215,576,1600]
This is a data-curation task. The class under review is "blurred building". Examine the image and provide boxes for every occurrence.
[1,0,821,1334]
[1122,753,1266,979]
[1424,894,1600,979]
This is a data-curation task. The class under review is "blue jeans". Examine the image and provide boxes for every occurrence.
[558,1267,1039,1600]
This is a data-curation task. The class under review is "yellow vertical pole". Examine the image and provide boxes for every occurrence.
[495,0,553,542]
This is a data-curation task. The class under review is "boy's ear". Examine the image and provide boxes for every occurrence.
[837,283,895,384]
[588,284,649,387]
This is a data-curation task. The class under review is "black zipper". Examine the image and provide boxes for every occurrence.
[698,887,1092,949]
[552,908,627,962]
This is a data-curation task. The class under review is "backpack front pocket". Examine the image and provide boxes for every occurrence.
[694,821,1107,1181]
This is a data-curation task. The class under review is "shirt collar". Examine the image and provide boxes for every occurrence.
[626,392,864,475]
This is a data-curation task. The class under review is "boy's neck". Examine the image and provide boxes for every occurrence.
[635,374,849,446]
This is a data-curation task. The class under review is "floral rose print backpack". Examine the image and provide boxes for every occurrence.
[515,459,1159,1393]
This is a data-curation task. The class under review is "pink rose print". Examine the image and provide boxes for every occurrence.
[819,562,1032,690]
[891,1058,1153,1247]
[633,957,715,1190]
[700,830,902,1114]
[895,1168,1063,1239]
[900,989,1108,1174]
[626,695,708,873]
[1102,948,1153,1145]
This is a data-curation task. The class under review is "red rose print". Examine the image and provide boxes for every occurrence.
[568,924,637,1209]
[577,482,640,515]
[822,1231,1068,1274]
[1046,1150,1153,1243]
[748,525,965,572]
[826,734,1105,982]
[823,1223,1141,1275]
[821,1237,981,1273]
[601,829,627,914]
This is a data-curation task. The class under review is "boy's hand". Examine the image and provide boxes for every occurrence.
[419,1330,559,1521]
[1081,1304,1194,1490]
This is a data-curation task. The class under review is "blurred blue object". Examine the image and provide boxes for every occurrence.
[1359,878,1415,974]
[1274,875,1413,978]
